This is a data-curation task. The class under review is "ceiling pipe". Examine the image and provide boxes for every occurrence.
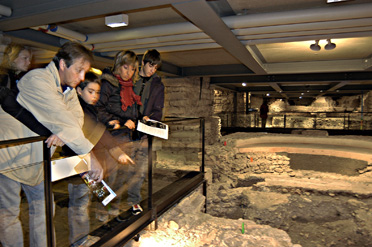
[0,4,11,17]
[233,18,372,36]
[92,32,209,50]
[31,25,87,42]
[87,22,200,44]
[94,27,372,54]
[238,26,372,41]
[223,3,372,29]
[83,19,372,51]
[241,31,372,45]
[100,43,221,57]
[29,3,372,52]
[96,38,215,53]
[70,22,372,53]
[86,2,372,44]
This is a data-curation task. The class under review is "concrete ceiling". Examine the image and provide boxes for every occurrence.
[0,0,372,101]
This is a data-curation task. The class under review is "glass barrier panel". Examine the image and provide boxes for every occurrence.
[0,139,49,247]
[152,118,203,195]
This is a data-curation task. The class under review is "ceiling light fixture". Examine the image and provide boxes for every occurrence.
[105,14,128,28]
[324,39,336,50]
[310,40,321,51]
[327,0,351,3]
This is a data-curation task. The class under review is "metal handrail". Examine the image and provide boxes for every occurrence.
[217,111,372,130]
[0,135,54,246]
[0,117,206,247]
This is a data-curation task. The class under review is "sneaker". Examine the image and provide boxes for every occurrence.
[132,204,143,215]
[115,214,128,222]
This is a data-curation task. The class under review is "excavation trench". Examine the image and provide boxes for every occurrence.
[205,133,372,247]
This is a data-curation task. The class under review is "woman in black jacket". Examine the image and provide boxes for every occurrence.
[95,50,141,135]
[0,43,63,147]
[95,50,141,220]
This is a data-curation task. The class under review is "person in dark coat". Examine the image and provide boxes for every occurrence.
[126,49,165,216]
[0,43,63,147]
[61,72,133,244]
[260,100,269,128]
[95,50,141,219]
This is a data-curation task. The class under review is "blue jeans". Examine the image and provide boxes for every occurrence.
[0,173,47,247]
[107,133,148,207]
[68,182,90,246]
[127,136,148,205]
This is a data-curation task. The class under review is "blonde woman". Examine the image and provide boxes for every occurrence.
[0,43,31,92]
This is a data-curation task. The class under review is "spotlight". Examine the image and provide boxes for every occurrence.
[310,40,321,51]
[242,82,247,86]
[325,39,336,50]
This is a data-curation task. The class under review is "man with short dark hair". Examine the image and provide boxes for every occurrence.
[0,41,102,247]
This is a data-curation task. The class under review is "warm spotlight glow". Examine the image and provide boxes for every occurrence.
[90,67,102,75]
[242,82,247,86]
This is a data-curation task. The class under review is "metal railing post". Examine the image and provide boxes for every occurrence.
[43,142,54,247]
[148,135,153,211]
[283,114,287,129]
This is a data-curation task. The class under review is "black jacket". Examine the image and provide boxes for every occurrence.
[96,68,138,127]
[0,69,51,136]
[134,73,164,121]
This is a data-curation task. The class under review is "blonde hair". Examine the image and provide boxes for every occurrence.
[112,50,139,82]
[1,43,31,71]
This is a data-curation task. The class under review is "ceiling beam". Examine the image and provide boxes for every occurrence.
[182,64,253,77]
[210,72,372,84]
[316,81,349,97]
[172,0,266,75]
[268,82,288,99]
[265,59,369,74]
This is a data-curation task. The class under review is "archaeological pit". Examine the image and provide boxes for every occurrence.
[125,130,372,247]
[122,79,372,247]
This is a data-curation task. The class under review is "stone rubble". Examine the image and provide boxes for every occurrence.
[125,189,299,247]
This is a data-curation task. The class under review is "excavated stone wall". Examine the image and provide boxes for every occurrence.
[162,76,220,145]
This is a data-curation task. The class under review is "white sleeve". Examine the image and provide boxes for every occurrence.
[17,70,94,154]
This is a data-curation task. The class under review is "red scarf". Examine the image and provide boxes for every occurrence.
[115,74,142,112]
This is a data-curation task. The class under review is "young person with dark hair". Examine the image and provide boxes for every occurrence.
[126,49,164,215]
[61,72,133,245]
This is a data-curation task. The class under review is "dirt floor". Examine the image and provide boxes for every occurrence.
[286,153,367,176]
[240,188,372,247]
[207,153,372,247]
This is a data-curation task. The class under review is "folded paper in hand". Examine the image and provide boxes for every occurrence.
[137,119,168,139]
[51,154,90,182]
